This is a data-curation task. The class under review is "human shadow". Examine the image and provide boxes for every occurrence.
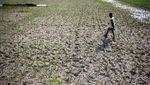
[96,35,112,52]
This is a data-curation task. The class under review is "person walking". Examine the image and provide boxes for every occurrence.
[104,13,116,40]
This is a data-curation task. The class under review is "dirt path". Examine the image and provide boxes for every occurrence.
[0,0,150,85]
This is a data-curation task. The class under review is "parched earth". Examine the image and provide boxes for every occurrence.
[0,0,150,85]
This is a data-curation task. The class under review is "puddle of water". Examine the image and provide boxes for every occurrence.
[102,0,150,23]
[37,4,47,7]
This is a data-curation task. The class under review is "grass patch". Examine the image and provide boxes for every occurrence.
[48,75,62,85]
[47,4,66,11]
[15,25,24,32]
[118,0,150,10]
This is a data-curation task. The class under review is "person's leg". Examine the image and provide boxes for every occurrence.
[111,29,115,40]
[104,27,111,38]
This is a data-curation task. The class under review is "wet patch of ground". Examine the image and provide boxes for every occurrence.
[0,0,150,84]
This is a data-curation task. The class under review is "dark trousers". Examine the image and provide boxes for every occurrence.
[104,27,115,40]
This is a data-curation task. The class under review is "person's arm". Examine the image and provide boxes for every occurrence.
[110,18,115,29]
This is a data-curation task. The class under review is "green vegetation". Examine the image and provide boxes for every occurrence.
[119,0,150,9]
[48,75,62,85]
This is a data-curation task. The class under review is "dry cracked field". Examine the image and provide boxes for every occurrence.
[0,0,150,85]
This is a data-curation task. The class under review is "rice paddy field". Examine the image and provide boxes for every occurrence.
[0,0,150,85]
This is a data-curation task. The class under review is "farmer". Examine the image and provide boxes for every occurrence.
[104,13,116,40]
